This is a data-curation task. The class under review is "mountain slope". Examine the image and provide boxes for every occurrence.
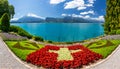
[45,16,104,23]
[11,14,45,23]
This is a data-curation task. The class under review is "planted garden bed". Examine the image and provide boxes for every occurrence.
[26,44,102,69]
[5,39,120,68]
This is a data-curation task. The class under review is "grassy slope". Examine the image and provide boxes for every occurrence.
[5,41,44,61]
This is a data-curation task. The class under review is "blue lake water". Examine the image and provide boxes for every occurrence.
[11,23,104,42]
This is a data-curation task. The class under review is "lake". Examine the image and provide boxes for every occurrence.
[11,23,104,42]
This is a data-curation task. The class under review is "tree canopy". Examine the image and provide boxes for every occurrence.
[104,0,120,34]
[0,0,15,18]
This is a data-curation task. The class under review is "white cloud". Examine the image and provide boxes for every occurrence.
[85,4,93,7]
[72,14,82,17]
[61,14,67,16]
[77,6,87,10]
[72,14,90,19]
[92,16,104,21]
[80,10,94,15]
[27,13,45,19]
[64,0,85,9]
[64,0,95,10]
[62,14,104,21]
[84,15,90,18]
[88,0,94,4]
[50,0,65,4]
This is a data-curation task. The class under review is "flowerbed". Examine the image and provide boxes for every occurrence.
[26,44,102,69]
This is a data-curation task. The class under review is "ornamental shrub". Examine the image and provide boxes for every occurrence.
[116,29,120,34]
[0,13,10,32]
[48,40,53,43]
[109,30,116,35]
[34,36,43,41]
[0,18,1,29]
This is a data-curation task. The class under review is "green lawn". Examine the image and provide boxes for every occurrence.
[84,40,120,58]
[5,41,44,61]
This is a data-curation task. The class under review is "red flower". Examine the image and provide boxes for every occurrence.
[26,44,103,68]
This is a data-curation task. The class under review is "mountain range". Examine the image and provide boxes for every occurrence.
[11,15,104,23]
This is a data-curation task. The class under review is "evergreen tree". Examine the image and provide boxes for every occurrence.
[1,13,10,32]
[104,0,120,34]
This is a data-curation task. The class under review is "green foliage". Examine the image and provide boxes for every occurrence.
[34,36,43,41]
[9,5,15,18]
[0,17,1,28]
[104,0,120,34]
[48,40,53,43]
[0,0,15,18]
[9,25,32,39]
[66,42,73,44]
[116,29,120,34]
[109,30,116,35]
[0,13,10,32]
[0,30,1,32]
[5,41,44,60]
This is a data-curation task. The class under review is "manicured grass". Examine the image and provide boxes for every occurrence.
[91,46,117,58]
[5,41,44,61]
[84,40,120,58]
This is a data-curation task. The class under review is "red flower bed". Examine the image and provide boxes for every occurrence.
[26,44,102,69]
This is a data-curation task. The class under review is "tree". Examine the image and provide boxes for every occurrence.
[9,5,15,18]
[104,0,120,34]
[0,0,15,18]
[1,13,10,32]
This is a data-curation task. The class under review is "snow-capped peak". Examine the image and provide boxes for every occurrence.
[11,18,19,21]
[26,13,45,19]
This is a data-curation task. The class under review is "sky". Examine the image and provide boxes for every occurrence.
[8,0,106,21]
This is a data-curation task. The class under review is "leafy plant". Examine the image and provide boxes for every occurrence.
[109,30,116,35]
[34,36,43,41]
[0,13,10,32]
[48,40,53,43]
[116,29,120,34]
[66,42,73,44]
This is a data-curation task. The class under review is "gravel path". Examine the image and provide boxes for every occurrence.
[0,37,30,69]
[89,45,120,69]
[0,33,28,41]
[102,35,120,40]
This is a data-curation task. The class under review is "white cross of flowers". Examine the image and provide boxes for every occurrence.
[49,48,82,61]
